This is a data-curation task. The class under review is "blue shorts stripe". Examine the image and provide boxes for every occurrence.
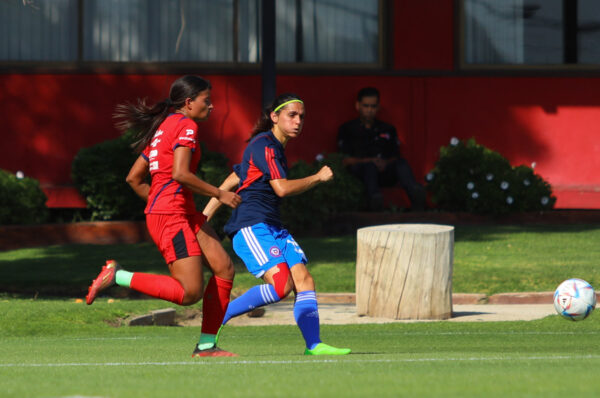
[241,227,268,265]
[233,223,307,278]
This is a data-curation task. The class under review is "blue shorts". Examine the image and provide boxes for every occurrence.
[232,223,307,278]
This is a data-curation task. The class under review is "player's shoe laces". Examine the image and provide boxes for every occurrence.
[86,260,121,305]
[191,345,238,357]
[304,343,351,356]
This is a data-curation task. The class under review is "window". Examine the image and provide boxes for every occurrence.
[1,0,381,67]
[462,0,600,66]
[0,0,78,61]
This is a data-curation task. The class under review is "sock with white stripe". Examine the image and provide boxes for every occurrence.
[294,291,322,350]
[221,284,280,325]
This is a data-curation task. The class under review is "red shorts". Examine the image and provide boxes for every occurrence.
[146,212,207,264]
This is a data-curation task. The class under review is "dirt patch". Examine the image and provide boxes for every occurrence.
[174,302,557,327]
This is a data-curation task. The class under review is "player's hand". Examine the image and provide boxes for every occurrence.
[316,166,334,182]
[218,190,242,208]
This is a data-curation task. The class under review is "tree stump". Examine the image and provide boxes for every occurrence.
[356,224,454,320]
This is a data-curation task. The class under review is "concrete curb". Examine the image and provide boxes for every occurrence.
[312,292,594,305]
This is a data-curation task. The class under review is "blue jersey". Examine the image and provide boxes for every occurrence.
[224,131,288,237]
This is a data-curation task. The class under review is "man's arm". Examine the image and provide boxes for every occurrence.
[337,121,384,168]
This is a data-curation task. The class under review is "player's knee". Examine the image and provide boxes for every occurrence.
[295,271,315,292]
[221,260,235,280]
[181,288,202,305]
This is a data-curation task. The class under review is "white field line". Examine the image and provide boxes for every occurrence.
[1,355,600,368]
[13,330,600,343]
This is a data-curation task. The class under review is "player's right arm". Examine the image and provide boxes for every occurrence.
[126,155,151,202]
[202,171,241,221]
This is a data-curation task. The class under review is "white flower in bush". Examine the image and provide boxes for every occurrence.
[450,137,460,146]
[472,192,479,199]
[486,173,494,181]
[531,162,536,169]
[523,179,530,186]
[15,171,24,179]
[426,172,435,181]
[500,181,509,190]
[315,153,324,162]
[467,182,474,190]
[541,196,549,205]
[506,196,514,205]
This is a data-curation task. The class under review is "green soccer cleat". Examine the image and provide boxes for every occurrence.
[304,343,351,356]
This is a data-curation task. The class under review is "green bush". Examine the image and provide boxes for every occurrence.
[425,138,556,214]
[0,169,48,225]
[72,136,234,223]
[196,151,364,235]
[71,135,363,232]
[281,153,364,232]
[72,133,144,221]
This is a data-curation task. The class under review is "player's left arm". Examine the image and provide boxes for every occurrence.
[126,155,150,202]
[172,146,241,208]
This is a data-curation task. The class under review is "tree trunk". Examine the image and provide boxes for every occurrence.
[356,224,454,320]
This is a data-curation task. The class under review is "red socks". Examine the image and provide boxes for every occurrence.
[201,276,233,334]
[130,273,185,305]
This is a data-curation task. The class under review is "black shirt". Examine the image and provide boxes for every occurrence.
[337,118,401,159]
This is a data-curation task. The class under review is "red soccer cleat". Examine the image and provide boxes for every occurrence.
[85,260,121,305]
[191,345,238,357]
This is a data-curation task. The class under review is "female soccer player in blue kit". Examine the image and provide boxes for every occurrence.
[203,93,351,355]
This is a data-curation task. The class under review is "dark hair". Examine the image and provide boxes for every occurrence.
[114,75,212,153]
[250,93,303,139]
[357,87,380,102]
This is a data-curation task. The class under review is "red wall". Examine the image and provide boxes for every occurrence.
[2,0,599,209]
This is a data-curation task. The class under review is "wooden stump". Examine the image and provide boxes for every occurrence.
[356,224,454,320]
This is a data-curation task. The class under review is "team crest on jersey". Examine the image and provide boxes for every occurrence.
[269,246,281,257]
[186,129,195,136]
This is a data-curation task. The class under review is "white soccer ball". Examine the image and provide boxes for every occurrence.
[553,278,596,321]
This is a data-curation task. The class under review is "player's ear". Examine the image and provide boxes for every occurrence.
[355,101,360,112]
[270,111,279,124]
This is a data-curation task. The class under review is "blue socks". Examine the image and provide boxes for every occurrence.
[294,291,321,350]
[222,284,280,325]
[221,286,322,351]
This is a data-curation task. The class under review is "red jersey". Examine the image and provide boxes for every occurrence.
[141,114,201,214]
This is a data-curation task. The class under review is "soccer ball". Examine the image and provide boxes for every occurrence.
[553,278,596,321]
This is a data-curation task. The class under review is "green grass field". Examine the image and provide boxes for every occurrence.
[1,298,599,397]
[1,224,600,397]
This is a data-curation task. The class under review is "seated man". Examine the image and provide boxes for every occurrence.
[337,87,425,211]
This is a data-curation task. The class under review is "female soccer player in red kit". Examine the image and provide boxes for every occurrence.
[86,75,241,357]
[204,93,350,355]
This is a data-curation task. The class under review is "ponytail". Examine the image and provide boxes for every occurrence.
[114,75,211,153]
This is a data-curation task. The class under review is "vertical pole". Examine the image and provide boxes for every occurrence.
[563,0,578,64]
[262,0,276,108]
